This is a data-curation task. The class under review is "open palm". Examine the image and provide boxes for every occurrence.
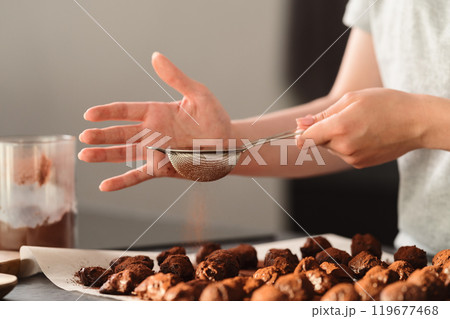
[79,53,233,191]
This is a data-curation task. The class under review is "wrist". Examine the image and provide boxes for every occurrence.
[417,94,450,150]
[230,120,245,140]
[230,118,263,141]
[411,94,430,149]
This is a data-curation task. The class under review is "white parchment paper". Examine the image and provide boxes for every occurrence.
[19,234,394,301]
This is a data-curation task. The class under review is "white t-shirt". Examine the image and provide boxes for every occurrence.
[343,0,450,254]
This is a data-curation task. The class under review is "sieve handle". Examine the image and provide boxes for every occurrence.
[146,146,167,154]
[246,129,304,148]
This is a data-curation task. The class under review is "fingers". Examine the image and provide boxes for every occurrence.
[296,115,315,130]
[99,166,153,191]
[296,92,359,148]
[314,92,359,122]
[84,102,149,122]
[296,92,359,129]
[98,153,180,191]
[79,125,143,145]
[78,145,145,163]
[297,115,339,147]
[152,52,200,97]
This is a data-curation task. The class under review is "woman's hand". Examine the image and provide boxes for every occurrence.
[296,88,428,168]
[79,52,233,191]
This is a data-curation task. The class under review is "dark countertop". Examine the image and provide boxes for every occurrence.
[5,273,105,301]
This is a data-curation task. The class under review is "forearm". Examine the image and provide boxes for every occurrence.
[230,95,351,177]
[420,94,450,151]
[234,95,333,139]
[229,28,380,177]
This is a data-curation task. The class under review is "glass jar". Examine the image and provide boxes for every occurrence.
[0,135,76,250]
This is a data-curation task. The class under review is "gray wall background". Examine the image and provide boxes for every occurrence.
[0,0,294,243]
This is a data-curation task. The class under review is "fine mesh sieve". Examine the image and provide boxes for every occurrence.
[147,129,304,182]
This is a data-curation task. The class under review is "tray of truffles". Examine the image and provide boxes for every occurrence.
[19,234,450,301]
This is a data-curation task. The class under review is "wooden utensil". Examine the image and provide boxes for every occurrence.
[0,251,20,276]
[0,273,18,299]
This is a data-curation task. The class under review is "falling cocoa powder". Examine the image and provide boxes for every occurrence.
[183,186,207,245]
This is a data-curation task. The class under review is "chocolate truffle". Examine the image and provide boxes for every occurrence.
[206,250,240,277]
[100,264,154,295]
[272,257,296,275]
[199,278,246,301]
[110,255,154,273]
[160,255,195,281]
[394,246,427,269]
[364,266,399,284]
[134,273,182,301]
[77,266,112,287]
[195,261,227,281]
[442,260,450,272]
[228,244,258,269]
[423,265,442,273]
[250,285,288,301]
[388,260,415,280]
[440,261,450,297]
[124,263,155,282]
[206,250,237,263]
[253,266,283,285]
[239,269,257,277]
[242,277,264,295]
[100,271,134,295]
[222,276,248,288]
[407,267,446,300]
[315,248,351,266]
[195,250,240,281]
[109,256,128,270]
[157,246,186,266]
[227,276,263,296]
[432,249,450,268]
[305,269,337,295]
[300,236,332,258]
[199,282,244,301]
[195,243,221,264]
[321,283,360,301]
[163,282,196,301]
[354,277,384,301]
[164,279,209,301]
[351,233,382,258]
[274,273,314,301]
[264,248,299,268]
[294,257,320,273]
[355,267,399,301]
[320,262,355,282]
[348,251,383,277]
[187,279,210,295]
[380,281,427,301]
